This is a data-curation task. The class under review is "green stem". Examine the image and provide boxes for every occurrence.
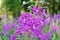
[30,9,32,13]
[35,0,38,6]
[25,34,28,40]
[0,34,4,40]
[30,36,32,40]
[52,33,56,40]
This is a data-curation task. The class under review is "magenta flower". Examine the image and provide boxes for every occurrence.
[10,34,16,40]
[2,24,9,31]
[15,28,22,35]
[32,6,41,15]
[17,5,59,40]
[17,12,46,39]
[45,18,50,24]
[2,24,9,35]
[9,22,16,28]
[45,32,51,40]
[31,30,44,40]
[56,13,60,19]
[41,9,46,16]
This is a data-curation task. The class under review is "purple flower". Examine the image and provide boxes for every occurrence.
[53,14,60,21]
[50,20,57,33]
[32,19,40,30]
[41,9,46,16]
[2,24,9,31]
[32,6,41,15]
[56,13,60,19]
[30,28,44,39]
[17,7,53,40]
[15,28,22,35]
[45,18,50,24]
[10,34,16,40]
[9,22,16,28]
[45,32,51,40]
[2,24,9,35]
[2,22,16,36]
[18,12,45,34]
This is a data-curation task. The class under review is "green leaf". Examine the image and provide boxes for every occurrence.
[0,25,2,32]
[0,36,2,40]
[9,28,15,35]
[51,33,56,40]
[20,37,25,40]
[56,34,60,40]
[4,36,10,40]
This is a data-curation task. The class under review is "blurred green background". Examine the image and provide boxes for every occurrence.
[0,0,60,18]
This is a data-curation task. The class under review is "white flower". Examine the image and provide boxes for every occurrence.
[23,1,26,4]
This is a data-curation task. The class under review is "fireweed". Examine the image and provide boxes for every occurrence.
[2,22,16,36]
[1,5,60,40]
[11,5,51,40]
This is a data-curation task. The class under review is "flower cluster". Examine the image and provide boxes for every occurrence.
[11,6,52,40]
[2,22,16,36]
[1,5,60,40]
